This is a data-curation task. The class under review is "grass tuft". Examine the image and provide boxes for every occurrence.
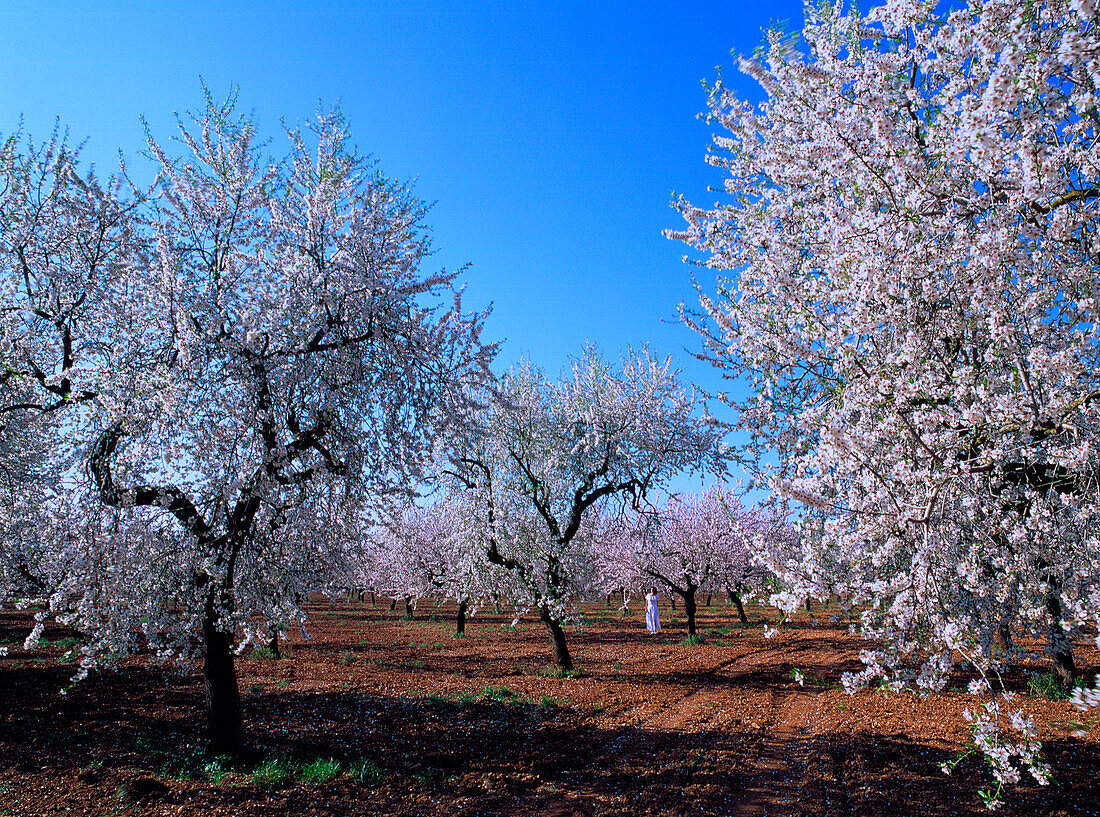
[203,755,233,784]
[298,757,342,786]
[481,685,514,701]
[1026,670,1073,701]
[349,758,384,785]
[251,756,297,789]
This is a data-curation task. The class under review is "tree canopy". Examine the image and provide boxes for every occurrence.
[672,0,1100,796]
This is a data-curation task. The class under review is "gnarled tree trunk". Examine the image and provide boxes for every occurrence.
[733,593,748,624]
[539,606,573,671]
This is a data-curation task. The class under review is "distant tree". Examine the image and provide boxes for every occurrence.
[590,506,644,611]
[605,486,772,634]
[446,345,723,669]
[373,504,444,618]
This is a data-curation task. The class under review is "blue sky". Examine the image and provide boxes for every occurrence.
[1,0,806,492]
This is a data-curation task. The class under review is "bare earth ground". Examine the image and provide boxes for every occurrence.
[1,597,1098,817]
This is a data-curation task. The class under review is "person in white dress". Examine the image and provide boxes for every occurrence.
[645,587,661,634]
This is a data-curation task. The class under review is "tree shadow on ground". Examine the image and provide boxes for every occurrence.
[2,662,1098,817]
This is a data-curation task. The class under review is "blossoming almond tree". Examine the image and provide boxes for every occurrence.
[371,493,524,634]
[590,505,645,610]
[672,0,1100,798]
[7,92,495,756]
[597,486,773,634]
[446,345,724,670]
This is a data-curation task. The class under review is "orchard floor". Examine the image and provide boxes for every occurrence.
[1,599,1098,817]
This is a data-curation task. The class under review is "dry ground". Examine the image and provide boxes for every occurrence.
[1,596,1098,816]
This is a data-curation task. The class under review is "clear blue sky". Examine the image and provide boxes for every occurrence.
[1,0,806,492]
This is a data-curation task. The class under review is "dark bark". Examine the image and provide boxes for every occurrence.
[705,593,712,607]
[202,617,245,757]
[403,596,414,619]
[669,594,676,610]
[390,598,397,612]
[681,589,698,636]
[1046,581,1078,688]
[456,598,469,636]
[539,606,573,671]
[805,598,812,612]
[606,593,612,607]
[730,591,748,624]
[370,591,376,606]
[268,628,281,659]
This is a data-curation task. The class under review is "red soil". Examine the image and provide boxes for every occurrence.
[0,597,1097,816]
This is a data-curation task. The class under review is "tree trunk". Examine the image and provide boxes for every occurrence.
[683,589,698,636]
[805,598,812,612]
[669,594,676,610]
[389,598,397,612]
[1046,581,1077,688]
[403,596,414,619]
[456,597,469,636]
[539,607,573,671]
[994,623,1014,653]
[705,593,712,607]
[268,628,281,660]
[202,617,245,757]
[732,592,748,624]
[370,591,376,606]
[605,593,612,607]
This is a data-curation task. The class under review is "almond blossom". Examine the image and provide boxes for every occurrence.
[445,345,723,670]
[672,0,1100,799]
[2,92,494,755]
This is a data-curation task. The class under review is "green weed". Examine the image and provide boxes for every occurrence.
[481,685,514,701]
[251,756,297,789]
[412,768,442,785]
[203,755,233,784]
[349,758,384,785]
[1027,671,1073,701]
[298,757,342,786]
[39,636,80,650]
